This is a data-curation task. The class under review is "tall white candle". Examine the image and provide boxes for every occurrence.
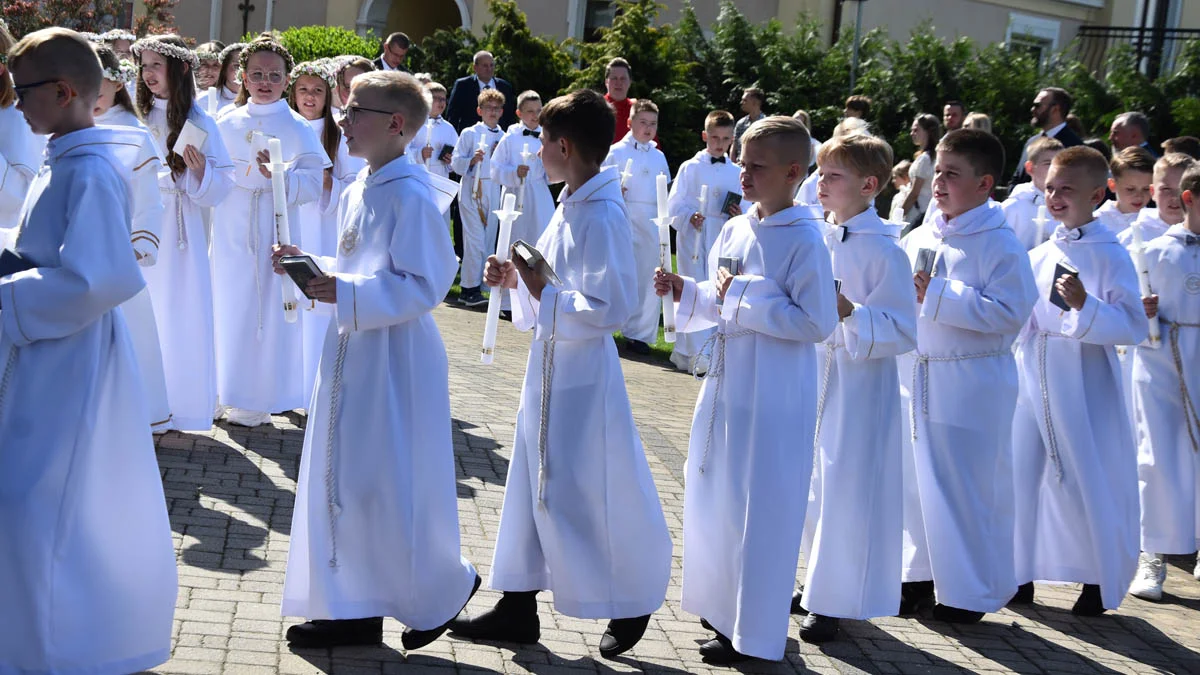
[424,119,434,170]
[207,86,218,116]
[1129,221,1162,346]
[481,192,521,364]
[474,134,489,196]
[698,184,709,216]
[694,184,710,263]
[517,142,532,211]
[655,173,676,343]
[620,158,634,188]
[268,138,299,324]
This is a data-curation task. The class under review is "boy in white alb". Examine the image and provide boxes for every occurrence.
[452,87,505,307]
[273,70,479,652]
[1128,159,1200,600]
[450,88,671,661]
[1009,147,1146,616]
[1118,154,1193,251]
[655,117,838,664]
[1,28,176,674]
[900,129,1038,624]
[796,135,916,643]
[491,91,553,251]
[1003,136,1063,250]
[1095,147,1154,236]
[409,81,458,180]
[603,99,670,354]
[666,110,743,372]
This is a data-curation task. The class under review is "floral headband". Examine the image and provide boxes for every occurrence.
[196,49,222,64]
[132,37,200,70]
[218,42,248,64]
[238,39,294,77]
[290,61,336,88]
[102,59,138,84]
[102,29,137,42]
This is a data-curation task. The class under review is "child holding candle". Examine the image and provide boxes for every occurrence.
[407,81,457,180]
[666,110,743,373]
[135,34,235,431]
[271,70,479,650]
[1009,147,1146,616]
[452,87,506,307]
[196,42,244,118]
[1128,158,1200,601]
[1003,136,1064,250]
[603,99,670,354]
[450,88,671,660]
[654,116,838,663]
[492,91,553,251]
[212,35,330,427]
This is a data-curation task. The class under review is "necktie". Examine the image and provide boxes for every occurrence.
[710,156,726,164]
[523,129,540,138]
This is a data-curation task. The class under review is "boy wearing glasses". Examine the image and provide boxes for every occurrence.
[451,87,506,307]
[1,28,177,674]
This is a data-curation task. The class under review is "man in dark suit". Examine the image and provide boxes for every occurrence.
[445,51,517,132]
[1011,87,1083,186]
[1110,111,1160,158]
[373,32,411,73]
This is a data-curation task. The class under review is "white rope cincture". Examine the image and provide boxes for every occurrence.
[813,343,840,446]
[697,327,754,474]
[1168,321,1200,452]
[1036,332,1067,482]
[324,332,350,568]
[162,187,187,250]
[536,293,560,507]
[235,186,268,341]
[910,349,1011,442]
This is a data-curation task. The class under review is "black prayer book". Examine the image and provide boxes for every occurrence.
[1048,260,1079,312]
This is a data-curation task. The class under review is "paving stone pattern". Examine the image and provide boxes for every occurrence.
[151,303,1200,675]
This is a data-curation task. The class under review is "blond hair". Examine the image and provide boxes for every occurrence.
[1155,152,1197,183]
[352,70,430,139]
[1179,163,1200,197]
[477,87,505,109]
[963,112,991,133]
[8,27,103,102]
[1110,146,1155,180]
[741,115,812,167]
[818,134,894,197]
[1027,136,1064,164]
[1050,146,1109,190]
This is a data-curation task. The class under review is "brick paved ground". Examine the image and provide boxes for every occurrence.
[151,303,1200,675]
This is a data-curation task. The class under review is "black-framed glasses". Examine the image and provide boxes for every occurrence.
[343,105,397,124]
[13,79,60,103]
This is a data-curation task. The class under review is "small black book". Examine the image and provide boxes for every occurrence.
[0,249,35,278]
[511,239,562,287]
[438,144,455,161]
[1048,260,1079,312]
[721,190,742,215]
[279,255,323,300]
[915,248,937,275]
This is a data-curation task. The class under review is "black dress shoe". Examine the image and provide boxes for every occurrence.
[401,573,482,651]
[898,580,935,615]
[1009,582,1035,606]
[699,617,714,632]
[799,613,840,643]
[1072,584,1106,616]
[699,632,748,665]
[447,590,541,643]
[286,617,383,648]
[599,613,651,659]
[790,586,808,615]
[625,339,651,355]
[931,603,985,624]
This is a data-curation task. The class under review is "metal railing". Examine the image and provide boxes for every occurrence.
[1076,25,1200,79]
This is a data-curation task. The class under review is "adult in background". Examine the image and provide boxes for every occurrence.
[1012,87,1082,185]
[731,87,766,163]
[446,50,517,132]
[943,100,966,133]
[374,32,410,72]
[1110,112,1159,157]
[604,57,638,143]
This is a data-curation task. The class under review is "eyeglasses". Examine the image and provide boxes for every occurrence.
[343,105,397,124]
[13,79,61,103]
[246,70,285,84]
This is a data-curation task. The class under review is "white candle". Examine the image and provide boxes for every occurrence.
[207,86,218,116]
[698,184,709,217]
[517,142,532,211]
[655,173,676,343]
[620,158,633,188]
[694,184,710,263]
[424,119,434,170]
[474,134,489,196]
[1129,221,1162,346]
[481,192,521,364]
[268,138,299,324]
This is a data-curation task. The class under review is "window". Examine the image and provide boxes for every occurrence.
[584,0,615,43]
[1006,13,1061,70]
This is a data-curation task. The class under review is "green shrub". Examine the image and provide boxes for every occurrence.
[244,25,380,63]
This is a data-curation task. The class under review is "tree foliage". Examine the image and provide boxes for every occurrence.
[271,25,380,63]
[2,0,176,39]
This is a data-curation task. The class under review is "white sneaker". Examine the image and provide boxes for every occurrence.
[224,408,271,428]
[1129,552,1165,601]
[669,350,691,372]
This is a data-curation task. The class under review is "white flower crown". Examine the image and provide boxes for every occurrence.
[102,60,139,85]
[238,40,295,75]
[102,29,137,42]
[218,42,248,64]
[132,38,200,70]
[196,50,222,64]
[290,61,336,88]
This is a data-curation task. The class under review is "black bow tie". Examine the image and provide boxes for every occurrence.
[523,129,540,138]
[488,127,501,133]
[710,156,726,164]
[1187,235,1200,246]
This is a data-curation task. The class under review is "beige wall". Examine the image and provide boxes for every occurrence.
[850,0,1097,49]
[172,0,335,44]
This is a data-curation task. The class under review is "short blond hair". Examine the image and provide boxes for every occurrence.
[1051,146,1109,190]
[351,70,430,139]
[1180,164,1200,197]
[477,87,505,109]
[704,110,735,131]
[517,90,541,109]
[818,134,894,197]
[8,27,103,102]
[963,112,991,133]
[1027,136,1064,164]
[1155,152,1197,183]
[741,115,812,168]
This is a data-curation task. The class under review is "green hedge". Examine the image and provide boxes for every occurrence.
[244,25,380,63]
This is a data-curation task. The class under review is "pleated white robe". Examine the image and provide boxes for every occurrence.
[282,158,477,627]
[298,118,363,407]
[674,203,838,660]
[801,210,916,620]
[451,122,504,289]
[212,99,330,414]
[1002,183,1057,251]
[1134,224,1200,555]
[142,98,234,430]
[666,150,743,359]
[898,201,1037,613]
[1116,209,1174,434]
[603,134,671,344]
[1012,221,1146,610]
[0,128,176,675]
[491,125,553,249]
[491,167,672,620]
